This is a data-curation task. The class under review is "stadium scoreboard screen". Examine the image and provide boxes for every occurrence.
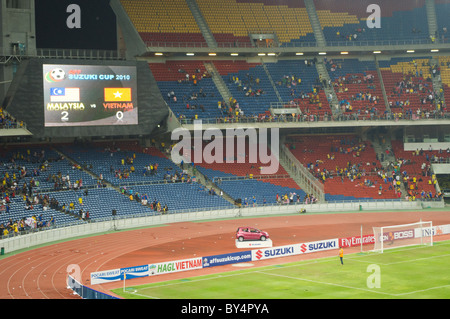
[43,64,138,127]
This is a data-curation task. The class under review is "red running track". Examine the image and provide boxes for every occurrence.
[0,210,449,299]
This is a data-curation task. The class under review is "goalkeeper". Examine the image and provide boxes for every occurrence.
[387,232,394,245]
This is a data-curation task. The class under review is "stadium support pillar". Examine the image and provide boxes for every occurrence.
[109,0,148,59]
[0,0,36,103]
[279,144,325,202]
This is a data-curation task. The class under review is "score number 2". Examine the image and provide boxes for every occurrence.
[61,111,69,122]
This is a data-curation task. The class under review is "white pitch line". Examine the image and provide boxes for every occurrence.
[130,242,450,298]
[131,291,161,299]
[136,257,337,293]
[394,284,450,296]
[255,271,397,297]
[136,271,249,292]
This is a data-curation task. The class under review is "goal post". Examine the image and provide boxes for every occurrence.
[372,221,433,253]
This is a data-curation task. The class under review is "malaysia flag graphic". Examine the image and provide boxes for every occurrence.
[50,87,80,102]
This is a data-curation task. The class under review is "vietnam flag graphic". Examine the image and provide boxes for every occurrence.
[104,88,132,102]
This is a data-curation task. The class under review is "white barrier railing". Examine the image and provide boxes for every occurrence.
[0,199,427,254]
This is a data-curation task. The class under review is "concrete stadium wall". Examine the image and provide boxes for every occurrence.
[0,200,429,255]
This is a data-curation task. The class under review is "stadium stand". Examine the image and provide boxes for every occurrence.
[265,60,321,100]
[120,0,206,46]
[0,108,25,129]
[196,0,316,46]
[265,59,331,117]
[325,58,385,118]
[379,57,438,117]
[315,0,431,45]
[216,61,280,116]
[0,145,98,232]
[0,139,235,234]
[438,56,450,105]
[56,141,182,186]
[149,61,225,120]
[436,0,450,43]
[0,145,97,191]
[182,138,307,205]
[285,134,401,201]
[391,139,449,200]
[119,0,449,47]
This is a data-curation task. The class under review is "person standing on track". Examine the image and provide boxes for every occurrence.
[339,247,344,265]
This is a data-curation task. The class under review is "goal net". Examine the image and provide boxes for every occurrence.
[372,221,433,253]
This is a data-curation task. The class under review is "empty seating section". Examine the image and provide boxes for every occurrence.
[0,139,240,233]
[265,60,319,99]
[265,60,331,116]
[213,60,329,118]
[286,135,398,201]
[120,0,205,45]
[315,0,430,44]
[151,58,445,122]
[378,58,436,115]
[327,59,385,116]
[149,61,208,81]
[214,61,279,116]
[196,0,315,46]
[149,61,224,120]
[0,146,96,191]
[58,143,182,186]
[191,140,305,204]
[153,59,421,121]
[192,140,287,178]
[1,193,83,230]
[119,0,450,46]
[60,141,231,211]
[131,183,232,211]
[217,179,306,206]
[391,140,447,198]
[436,0,450,42]
[213,60,261,77]
[438,56,450,105]
[140,33,206,46]
[46,188,152,220]
[0,146,97,229]
[316,8,360,43]
[45,184,231,220]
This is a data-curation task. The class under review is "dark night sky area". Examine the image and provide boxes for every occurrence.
[34,0,117,50]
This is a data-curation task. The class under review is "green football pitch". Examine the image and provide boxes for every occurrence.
[112,240,450,299]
